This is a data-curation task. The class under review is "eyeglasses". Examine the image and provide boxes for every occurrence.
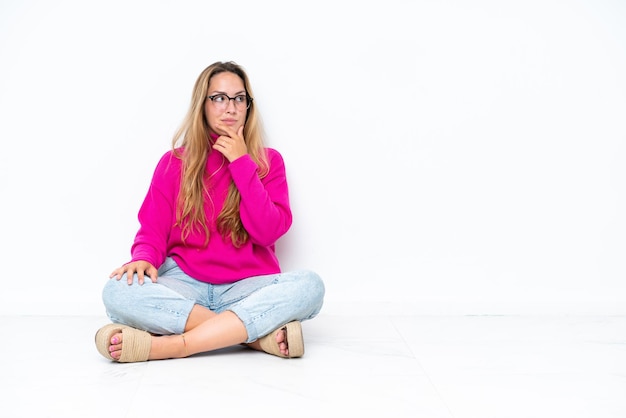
[206,94,253,110]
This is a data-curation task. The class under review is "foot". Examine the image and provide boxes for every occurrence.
[248,324,299,357]
[108,332,187,360]
[274,327,290,356]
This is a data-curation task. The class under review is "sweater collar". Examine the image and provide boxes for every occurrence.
[209,132,219,143]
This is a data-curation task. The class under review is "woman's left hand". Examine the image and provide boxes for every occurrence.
[213,125,248,162]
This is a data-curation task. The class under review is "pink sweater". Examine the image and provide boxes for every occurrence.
[129,146,292,284]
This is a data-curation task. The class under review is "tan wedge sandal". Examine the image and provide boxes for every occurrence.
[95,323,151,363]
[258,321,304,358]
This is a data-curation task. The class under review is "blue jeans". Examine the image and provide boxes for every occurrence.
[102,257,325,343]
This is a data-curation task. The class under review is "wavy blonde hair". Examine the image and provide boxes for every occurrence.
[172,61,269,247]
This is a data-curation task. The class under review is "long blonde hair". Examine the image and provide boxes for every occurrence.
[172,61,269,247]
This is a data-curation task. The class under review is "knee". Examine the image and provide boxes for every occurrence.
[298,269,325,308]
[101,278,128,314]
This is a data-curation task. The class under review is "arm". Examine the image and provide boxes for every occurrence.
[229,149,292,246]
[130,152,178,267]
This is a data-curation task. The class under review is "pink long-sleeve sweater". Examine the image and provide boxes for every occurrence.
[129,146,292,284]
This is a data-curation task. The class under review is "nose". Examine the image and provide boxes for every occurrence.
[225,98,238,112]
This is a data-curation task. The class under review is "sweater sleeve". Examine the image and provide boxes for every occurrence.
[129,151,178,268]
[229,148,292,246]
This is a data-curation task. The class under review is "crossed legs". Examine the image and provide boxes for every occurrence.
[106,305,292,360]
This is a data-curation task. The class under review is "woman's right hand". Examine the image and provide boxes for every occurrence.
[109,260,158,285]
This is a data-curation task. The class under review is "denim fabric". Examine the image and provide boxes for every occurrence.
[102,257,325,343]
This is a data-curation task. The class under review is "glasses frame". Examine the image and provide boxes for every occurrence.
[206,94,253,110]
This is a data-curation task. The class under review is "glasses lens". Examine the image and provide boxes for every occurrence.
[210,94,226,109]
[234,95,247,108]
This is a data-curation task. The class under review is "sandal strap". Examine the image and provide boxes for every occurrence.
[118,326,151,362]
[258,321,304,358]
[95,324,151,363]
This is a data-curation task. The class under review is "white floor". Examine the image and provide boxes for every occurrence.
[1,314,625,418]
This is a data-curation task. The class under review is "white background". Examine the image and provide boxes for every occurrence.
[0,0,624,316]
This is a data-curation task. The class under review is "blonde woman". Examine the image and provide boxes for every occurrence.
[95,61,324,362]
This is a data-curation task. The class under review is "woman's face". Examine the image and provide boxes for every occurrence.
[204,71,247,137]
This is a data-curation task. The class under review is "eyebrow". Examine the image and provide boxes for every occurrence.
[209,90,247,96]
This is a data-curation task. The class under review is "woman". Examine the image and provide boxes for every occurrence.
[95,61,325,362]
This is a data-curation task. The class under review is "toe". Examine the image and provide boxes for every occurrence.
[111,332,123,345]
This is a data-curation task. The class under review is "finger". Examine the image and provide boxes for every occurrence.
[126,269,135,285]
[216,123,237,138]
[148,267,159,283]
[137,270,145,285]
[213,140,226,153]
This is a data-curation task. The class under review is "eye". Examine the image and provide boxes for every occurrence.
[213,94,227,103]
[234,95,246,103]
